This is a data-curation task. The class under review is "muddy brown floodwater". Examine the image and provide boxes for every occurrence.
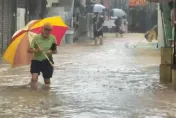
[0,33,176,118]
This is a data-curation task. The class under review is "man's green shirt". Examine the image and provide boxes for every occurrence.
[30,34,57,61]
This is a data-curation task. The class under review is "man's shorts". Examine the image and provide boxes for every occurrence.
[116,26,120,32]
[94,30,103,38]
[30,59,54,79]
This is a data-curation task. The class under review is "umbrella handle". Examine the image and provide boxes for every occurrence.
[28,33,54,68]
[42,51,54,68]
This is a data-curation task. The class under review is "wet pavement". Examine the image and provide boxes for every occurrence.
[0,33,176,118]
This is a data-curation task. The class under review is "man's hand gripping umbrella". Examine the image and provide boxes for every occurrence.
[29,33,55,68]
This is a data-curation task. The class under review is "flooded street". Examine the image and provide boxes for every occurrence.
[0,33,176,118]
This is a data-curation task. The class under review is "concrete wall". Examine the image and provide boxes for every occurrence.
[46,0,74,27]
[157,4,166,48]
[161,3,172,46]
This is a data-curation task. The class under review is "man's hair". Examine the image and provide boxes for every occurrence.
[43,23,52,29]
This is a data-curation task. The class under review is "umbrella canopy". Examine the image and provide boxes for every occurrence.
[3,30,36,68]
[10,16,68,46]
[3,16,68,68]
[111,9,127,18]
[87,4,106,13]
[129,0,146,7]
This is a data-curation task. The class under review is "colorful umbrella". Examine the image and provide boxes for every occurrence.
[3,30,36,68]
[129,0,146,7]
[3,16,68,68]
[10,16,68,45]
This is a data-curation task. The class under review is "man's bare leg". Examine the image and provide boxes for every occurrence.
[99,36,103,45]
[30,73,39,89]
[43,79,51,89]
[44,79,51,85]
[95,37,98,45]
[115,27,118,37]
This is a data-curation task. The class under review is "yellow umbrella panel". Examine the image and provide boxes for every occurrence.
[3,31,36,68]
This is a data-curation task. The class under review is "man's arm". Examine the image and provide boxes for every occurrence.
[28,37,41,53]
[51,43,57,54]
[28,48,40,53]
[47,36,57,55]
[52,37,57,54]
[97,17,104,31]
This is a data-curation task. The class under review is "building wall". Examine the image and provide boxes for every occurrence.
[102,0,110,9]
[0,0,16,55]
[161,3,172,44]
[128,2,157,33]
[16,0,47,24]
[17,0,26,8]
[157,4,166,47]
[45,0,74,27]
[16,0,26,30]
[81,0,86,7]
[28,0,47,20]
[0,0,48,55]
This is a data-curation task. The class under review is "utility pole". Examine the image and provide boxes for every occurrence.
[120,0,123,9]
[115,0,117,8]
[115,0,122,9]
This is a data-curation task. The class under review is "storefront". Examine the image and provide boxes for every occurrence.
[128,0,157,32]
[17,0,47,25]
[146,0,176,89]
[0,0,17,55]
[0,0,47,55]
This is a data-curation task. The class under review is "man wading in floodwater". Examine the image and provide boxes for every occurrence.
[93,12,104,45]
[28,23,57,88]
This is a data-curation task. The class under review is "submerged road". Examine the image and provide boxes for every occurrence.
[0,33,176,118]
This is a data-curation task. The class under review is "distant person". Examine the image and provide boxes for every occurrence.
[122,16,128,33]
[74,6,80,31]
[74,15,79,31]
[114,17,122,37]
[93,12,104,45]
